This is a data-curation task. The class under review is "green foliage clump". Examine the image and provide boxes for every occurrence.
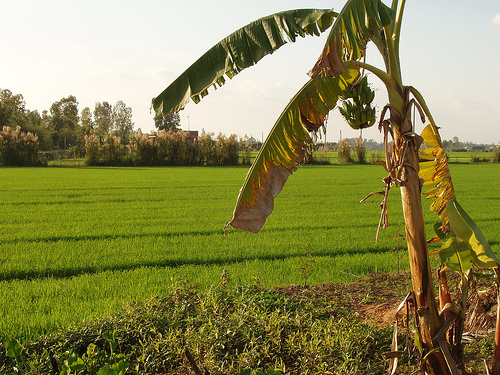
[0,276,391,375]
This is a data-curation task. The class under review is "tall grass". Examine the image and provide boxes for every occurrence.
[0,164,498,343]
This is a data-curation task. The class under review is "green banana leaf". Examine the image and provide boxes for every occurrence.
[446,198,499,269]
[152,9,338,115]
[226,68,359,233]
[309,0,395,78]
[438,236,473,273]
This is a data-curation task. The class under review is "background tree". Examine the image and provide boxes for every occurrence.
[112,100,134,144]
[154,112,180,131]
[80,107,94,135]
[25,109,53,150]
[0,89,27,130]
[94,101,113,135]
[77,107,95,150]
[1,90,55,151]
[49,95,79,150]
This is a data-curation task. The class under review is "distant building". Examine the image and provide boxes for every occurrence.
[186,131,198,142]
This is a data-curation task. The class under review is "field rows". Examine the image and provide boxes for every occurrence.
[0,164,499,342]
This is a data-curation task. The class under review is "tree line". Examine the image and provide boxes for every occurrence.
[0,88,247,166]
[2,88,497,167]
[0,89,135,152]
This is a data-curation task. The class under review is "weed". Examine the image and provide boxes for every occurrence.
[298,247,316,286]
[360,294,384,304]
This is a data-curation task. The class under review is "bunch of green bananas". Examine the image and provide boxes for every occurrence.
[338,75,376,130]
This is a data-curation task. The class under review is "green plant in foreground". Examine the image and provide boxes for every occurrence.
[1,272,394,374]
[3,331,129,375]
[4,339,27,373]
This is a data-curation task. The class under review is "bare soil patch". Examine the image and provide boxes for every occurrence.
[277,271,412,328]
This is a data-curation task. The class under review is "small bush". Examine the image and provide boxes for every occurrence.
[492,147,500,163]
[354,137,366,164]
[338,138,353,164]
[470,154,489,163]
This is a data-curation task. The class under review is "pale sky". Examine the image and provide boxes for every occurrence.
[1,0,499,144]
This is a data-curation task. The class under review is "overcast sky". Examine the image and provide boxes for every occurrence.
[1,0,499,144]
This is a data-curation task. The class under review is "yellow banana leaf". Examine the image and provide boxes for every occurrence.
[309,0,395,78]
[420,124,498,269]
[446,198,499,269]
[226,68,358,233]
[419,123,456,232]
[152,9,338,115]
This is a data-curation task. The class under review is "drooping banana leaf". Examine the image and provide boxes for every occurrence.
[419,124,498,270]
[419,123,456,235]
[446,198,499,269]
[309,0,395,78]
[152,9,338,115]
[225,67,359,233]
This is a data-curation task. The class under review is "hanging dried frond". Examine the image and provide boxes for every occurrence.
[419,123,456,235]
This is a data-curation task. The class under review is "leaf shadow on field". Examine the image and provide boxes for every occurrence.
[0,235,390,283]
[0,229,223,246]
[0,222,385,246]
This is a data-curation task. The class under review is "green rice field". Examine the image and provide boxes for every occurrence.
[1,164,499,343]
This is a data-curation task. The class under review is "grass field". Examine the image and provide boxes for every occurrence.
[1,164,499,343]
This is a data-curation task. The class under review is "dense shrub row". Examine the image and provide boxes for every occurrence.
[0,126,45,166]
[84,130,241,166]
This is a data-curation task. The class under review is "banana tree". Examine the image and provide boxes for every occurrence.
[152,1,496,373]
